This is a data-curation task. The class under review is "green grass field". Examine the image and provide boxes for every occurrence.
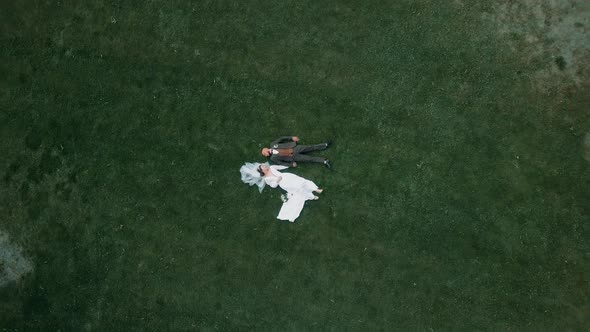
[1,1,589,330]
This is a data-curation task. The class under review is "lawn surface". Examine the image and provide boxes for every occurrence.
[1,1,589,330]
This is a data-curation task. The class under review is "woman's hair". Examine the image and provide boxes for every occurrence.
[257,166,265,176]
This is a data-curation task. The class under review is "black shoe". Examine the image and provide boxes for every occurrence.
[326,138,334,148]
[324,159,332,169]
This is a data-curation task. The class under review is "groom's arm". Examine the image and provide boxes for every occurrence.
[271,155,297,167]
[270,136,298,146]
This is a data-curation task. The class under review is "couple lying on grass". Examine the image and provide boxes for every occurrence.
[240,136,332,222]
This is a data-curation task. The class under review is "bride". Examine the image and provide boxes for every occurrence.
[240,162,323,222]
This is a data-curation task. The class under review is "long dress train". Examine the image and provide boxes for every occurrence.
[264,165,319,222]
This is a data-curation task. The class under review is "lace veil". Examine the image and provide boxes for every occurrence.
[240,162,268,193]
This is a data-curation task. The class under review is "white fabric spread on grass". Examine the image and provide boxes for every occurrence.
[264,165,318,222]
[239,162,268,193]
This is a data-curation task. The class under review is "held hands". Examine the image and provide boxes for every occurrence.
[292,136,300,142]
[292,162,298,167]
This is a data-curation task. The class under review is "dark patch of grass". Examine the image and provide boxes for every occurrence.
[555,55,567,70]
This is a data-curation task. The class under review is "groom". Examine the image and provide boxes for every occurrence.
[261,136,332,168]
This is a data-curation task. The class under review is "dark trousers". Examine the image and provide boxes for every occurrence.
[293,143,328,163]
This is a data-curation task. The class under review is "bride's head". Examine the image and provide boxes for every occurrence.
[258,164,269,176]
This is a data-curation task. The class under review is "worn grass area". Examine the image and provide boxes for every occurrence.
[1,1,589,330]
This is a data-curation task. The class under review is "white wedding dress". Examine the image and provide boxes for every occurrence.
[264,165,319,222]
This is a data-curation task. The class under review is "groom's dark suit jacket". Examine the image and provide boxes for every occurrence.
[269,136,297,166]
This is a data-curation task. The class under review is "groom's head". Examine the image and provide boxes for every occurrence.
[261,148,271,157]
